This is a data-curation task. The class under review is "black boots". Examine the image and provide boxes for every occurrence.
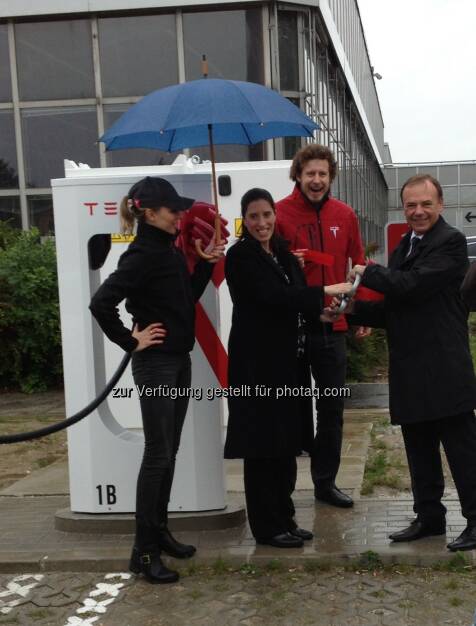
[129,547,179,584]
[157,526,197,559]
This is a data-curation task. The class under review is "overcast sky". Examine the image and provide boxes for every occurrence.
[357,0,476,164]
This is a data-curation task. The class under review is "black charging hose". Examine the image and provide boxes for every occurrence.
[0,353,131,444]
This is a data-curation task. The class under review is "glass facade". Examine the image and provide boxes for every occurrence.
[98,15,178,97]
[15,20,95,100]
[0,110,17,188]
[183,9,264,83]
[0,2,387,242]
[22,106,99,188]
[0,24,12,102]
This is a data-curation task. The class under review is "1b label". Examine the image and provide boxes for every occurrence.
[96,484,117,505]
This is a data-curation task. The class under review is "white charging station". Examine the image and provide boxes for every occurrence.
[52,156,294,514]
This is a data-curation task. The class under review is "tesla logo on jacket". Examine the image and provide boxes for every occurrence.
[275,185,365,331]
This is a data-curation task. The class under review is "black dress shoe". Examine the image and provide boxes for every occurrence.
[256,532,304,548]
[447,525,476,552]
[389,518,446,542]
[129,547,179,584]
[314,486,354,508]
[290,527,314,541]
[157,527,196,559]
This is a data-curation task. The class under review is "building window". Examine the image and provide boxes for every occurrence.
[21,106,99,188]
[461,186,476,206]
[183,9,264,84]
[28,195,54,235]
[0,24,12,102]
[0,196,21,228]
[15,20,94,100]
[98,14,178,97]
[438,165,458,186]
[0,110,18,189]
[278,11,299,91]
[460,164,476,185]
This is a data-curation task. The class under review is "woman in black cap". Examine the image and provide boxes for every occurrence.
[90,176,224,584]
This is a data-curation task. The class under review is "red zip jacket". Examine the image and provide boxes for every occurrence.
[276,185,365,331]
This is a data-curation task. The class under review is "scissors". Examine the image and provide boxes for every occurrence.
[335,273,362,314]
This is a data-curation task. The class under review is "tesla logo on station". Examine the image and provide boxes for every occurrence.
[330,226,339,238]
[84,201,118,216]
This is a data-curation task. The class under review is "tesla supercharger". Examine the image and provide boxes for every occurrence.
[52,156,293,514]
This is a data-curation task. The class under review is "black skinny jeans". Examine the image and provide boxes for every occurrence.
[131,350,191,552]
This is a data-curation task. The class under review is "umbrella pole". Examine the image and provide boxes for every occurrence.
[195,123,222,259]
[208,124,222,243]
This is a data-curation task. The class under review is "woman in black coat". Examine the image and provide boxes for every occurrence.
[224,188,352,547]
[90,176,224,583]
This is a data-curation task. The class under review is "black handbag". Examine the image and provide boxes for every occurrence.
[461,261,476,311]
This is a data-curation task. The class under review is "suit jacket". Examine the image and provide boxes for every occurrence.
[349,216,476,424]
[224,236,323,458]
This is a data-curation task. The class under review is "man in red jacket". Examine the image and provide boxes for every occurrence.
[276,144,367,508]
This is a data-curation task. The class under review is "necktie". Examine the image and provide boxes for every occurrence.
[407,237,421,257]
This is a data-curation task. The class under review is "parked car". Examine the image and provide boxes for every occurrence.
[467,236,476,261]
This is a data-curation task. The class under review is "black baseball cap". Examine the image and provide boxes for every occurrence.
[129,176,194,212]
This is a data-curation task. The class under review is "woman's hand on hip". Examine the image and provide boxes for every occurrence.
[132,322,167,351]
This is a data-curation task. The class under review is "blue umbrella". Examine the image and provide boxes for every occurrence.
[99,78,318,151]
[99,77,318,257]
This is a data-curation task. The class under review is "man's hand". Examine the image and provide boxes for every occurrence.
[348,264,366,282]
[320,306,340,323]
[132,322,166,351]
[354,326,372,339]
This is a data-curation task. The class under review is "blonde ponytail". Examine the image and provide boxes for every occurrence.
[120,195,146,234]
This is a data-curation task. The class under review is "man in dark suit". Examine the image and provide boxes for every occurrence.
[345,174,476,551]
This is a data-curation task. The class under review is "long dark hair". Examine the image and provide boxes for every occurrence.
[240,187,287,253]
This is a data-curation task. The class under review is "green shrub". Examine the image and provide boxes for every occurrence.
[0,223,62,392]
[346,328,388,382]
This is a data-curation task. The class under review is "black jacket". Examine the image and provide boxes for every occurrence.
[89,221,213,353]
[224,236,323,459]
[349,217,476,424]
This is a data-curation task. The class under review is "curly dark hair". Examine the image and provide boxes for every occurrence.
[289,144,337,182]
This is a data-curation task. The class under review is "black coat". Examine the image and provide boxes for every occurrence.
[89,221,212,353]
[350,217,476,424]
[224,236,324,458]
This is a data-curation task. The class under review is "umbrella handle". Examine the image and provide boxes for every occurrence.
[194,210,222,260]
[195,239,216,260]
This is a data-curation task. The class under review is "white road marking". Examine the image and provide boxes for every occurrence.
[0,574,44,614]
[64,572,131,625]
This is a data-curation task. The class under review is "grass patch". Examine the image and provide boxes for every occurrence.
[211,556,229,575]
[264,559,284,573]
[239,563,262,576]
[347,550,384,572]
[361,449,404,495]
[444,579,459,590]
[433,552,471,573]
[448,596,463,607]
[303,559,331,573]
[361,418,405,495]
